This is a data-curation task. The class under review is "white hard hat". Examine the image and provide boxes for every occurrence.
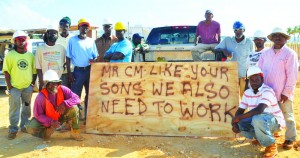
[267,27,290,40]
[253,30,266,38]
[102,18,113,26]
[43,69,61,82]
[247,66,263,79]
[11,30,29,44]
[46,24,59,32]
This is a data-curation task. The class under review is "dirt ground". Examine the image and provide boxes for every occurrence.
[1,80,300,158]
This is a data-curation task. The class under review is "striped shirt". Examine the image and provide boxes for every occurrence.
[239,84,285,127]
[258,45,299,101]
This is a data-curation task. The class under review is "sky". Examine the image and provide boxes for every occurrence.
[0,0,299,36]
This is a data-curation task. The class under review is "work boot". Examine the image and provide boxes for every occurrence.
[7,132,17,140]
[264,143,278,158]
[21,128,28,133]
[70,128,83,141]
[43,127,55,140]
[283,140,294,150]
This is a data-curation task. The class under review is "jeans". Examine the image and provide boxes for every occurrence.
[279,100,296,141]
[71,68,90,120]
[9,85,33,133]
[237,113,280,147]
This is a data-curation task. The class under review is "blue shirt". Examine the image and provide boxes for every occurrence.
[105,39,133,62]
[66,36,98,67]
[215,36,253,78]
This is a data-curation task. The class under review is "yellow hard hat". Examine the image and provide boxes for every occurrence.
[114,22,126,31]
[78,18,90,27]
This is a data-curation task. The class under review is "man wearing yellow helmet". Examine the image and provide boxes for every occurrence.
[104,22,133,62]
[66,18,98,124]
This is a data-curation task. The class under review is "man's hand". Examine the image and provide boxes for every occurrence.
[223,50,232,58]
[50,120,60,128]
[232,124,240,133]
[280,94,288,104]
[57,102,67,115]
[67,72,74,84]
[231,116,240,125]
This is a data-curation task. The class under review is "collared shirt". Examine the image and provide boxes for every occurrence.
[258,45,299,101]
[196,20,220,44]
[215,36,254,78]
[95,34,118,62]
[239,84,285,127]
[105,39,133,62]
[247,47,267,68]
[33,86,81,127]
[66,36,98,67]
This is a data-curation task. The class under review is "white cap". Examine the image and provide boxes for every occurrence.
[253,30,266,38]
[11,30,29,44]
[102,18,113,26]
[43,69,61,82]
[247,66,263,78]
[46,24,59,32]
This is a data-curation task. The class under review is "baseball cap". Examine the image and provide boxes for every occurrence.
[132,33,144,39]
[205,10,213,14]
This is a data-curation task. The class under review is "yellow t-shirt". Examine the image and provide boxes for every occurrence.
[34,43,66,78]
[3,50,36,89]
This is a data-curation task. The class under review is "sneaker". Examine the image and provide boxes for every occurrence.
[264,143,278,158]
[7,132,17,140]
[21,128,28,133]
[43,127,55,140]
[283,140,294,150]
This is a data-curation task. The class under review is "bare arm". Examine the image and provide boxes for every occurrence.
[4,71,12,90]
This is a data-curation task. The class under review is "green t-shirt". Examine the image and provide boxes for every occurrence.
[3,50,37,89]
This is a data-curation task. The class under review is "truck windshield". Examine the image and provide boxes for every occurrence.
[146,26,196,45]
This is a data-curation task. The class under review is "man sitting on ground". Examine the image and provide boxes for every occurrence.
[26,70,83,141]
[231,66,285,158]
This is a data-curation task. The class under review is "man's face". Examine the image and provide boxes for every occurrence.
[253,38,266,49]
[14,36,27,49]
[133,37,142,45]
[115,30,125,39]
[79,24,89,35]
[271,33,287,46]
[46,82,60,94]
[103,25,112,35]
[46,30,58,43]
[249,74,263,90]
[205,13,213,21]
[234,29,244,38]
[59,22,70,33]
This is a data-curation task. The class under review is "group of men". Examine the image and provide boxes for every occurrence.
[4,16,148,141]
[191,10,299,157]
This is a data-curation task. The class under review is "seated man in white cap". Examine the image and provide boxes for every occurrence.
[231,66,285,158]
[26,70,83,141]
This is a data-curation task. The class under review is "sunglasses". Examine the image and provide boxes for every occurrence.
[234,29,243,32]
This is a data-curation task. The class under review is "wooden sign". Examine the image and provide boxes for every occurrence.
[86,62,239,137]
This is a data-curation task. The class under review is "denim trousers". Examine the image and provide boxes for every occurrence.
[237,113,280,147]
[9,85,33,133]
[71,68,90,120]
[279,100,296,141]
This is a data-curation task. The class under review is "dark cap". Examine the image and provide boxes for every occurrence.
[59,16,71,25]
[205,10,213,14]
[132,33,144,39]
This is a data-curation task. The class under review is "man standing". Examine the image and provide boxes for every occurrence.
[35,25,66,91]
[191,10,221,61]
[57,16,73,88]
[232,66,285,158]
[95,18,118,62]
[258,27,299,150]
[104,22,133,62]
[131,33,149,62]
[26,70,83,141]
[247,30,267,68]
[215,21,253,98]
[66,18,98,124]
[3,30,37,139]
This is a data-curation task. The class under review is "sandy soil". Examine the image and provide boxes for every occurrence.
[0,80,300,158]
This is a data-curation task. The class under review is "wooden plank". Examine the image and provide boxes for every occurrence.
[86,62,239,137]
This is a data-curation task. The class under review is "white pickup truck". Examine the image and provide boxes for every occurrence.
[145,26,221,62]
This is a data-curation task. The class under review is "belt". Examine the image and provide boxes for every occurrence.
[74,65,91,70]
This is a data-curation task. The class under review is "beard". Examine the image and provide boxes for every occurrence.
[47,36,57,43]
